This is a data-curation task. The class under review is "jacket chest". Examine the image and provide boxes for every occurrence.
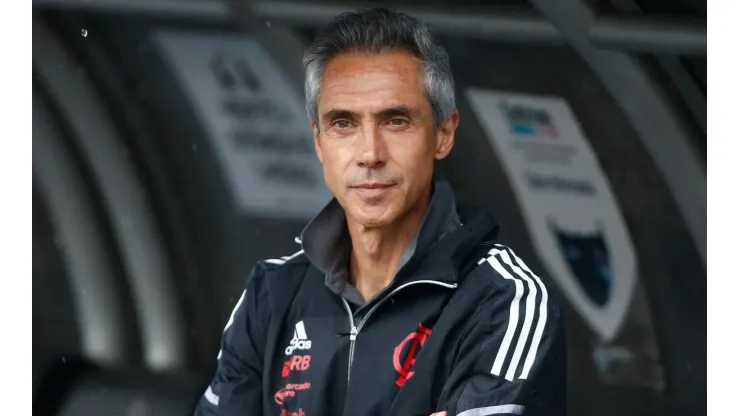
[265,286,462,416]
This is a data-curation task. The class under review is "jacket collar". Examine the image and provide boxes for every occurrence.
[300,177,498,292]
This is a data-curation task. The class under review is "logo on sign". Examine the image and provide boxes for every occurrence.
[549,219,612,306]
[393,323,432,388]
[500,102,559,139]
[285,321,312,355]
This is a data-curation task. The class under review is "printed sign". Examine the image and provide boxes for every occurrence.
[466,89,637,341]
[153,31,331,219]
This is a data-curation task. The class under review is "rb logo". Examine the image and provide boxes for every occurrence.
[282,355,311,378]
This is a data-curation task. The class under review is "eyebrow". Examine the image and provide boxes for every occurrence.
[322,109,357,123]
[378,105,422,120]
[321,105,423,123]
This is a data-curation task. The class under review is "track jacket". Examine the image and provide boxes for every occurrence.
[195,178,566,416]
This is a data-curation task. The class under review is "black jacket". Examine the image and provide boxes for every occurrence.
[195,179,566,416]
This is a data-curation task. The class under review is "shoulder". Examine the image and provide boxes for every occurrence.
[454,244,566,385]
[246,247,311,294]
[465,243,563,318]
[232,247,312,322]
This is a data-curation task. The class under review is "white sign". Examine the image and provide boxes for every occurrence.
[466,89,637,341]
[154,31,331,219]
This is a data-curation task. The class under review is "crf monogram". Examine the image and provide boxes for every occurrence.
[393,323,433,387]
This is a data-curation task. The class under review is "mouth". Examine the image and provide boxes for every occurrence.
[350,182,396,197]
[352,182,394,190]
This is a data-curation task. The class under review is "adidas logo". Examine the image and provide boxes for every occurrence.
[285,320,312,355]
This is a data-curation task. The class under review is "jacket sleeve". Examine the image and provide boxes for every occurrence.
[194,263,271,415]
[440,245,567,416]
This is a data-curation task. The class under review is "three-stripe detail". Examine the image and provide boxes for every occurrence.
[478,244,549,381]
[264,249,304,265]
[457,404,525,416]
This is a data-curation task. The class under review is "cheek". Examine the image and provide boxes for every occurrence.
[393,137,435,170]
[319,146,351,183]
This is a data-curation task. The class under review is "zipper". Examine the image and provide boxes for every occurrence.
[341,280,458,386]
[341,299,358,386]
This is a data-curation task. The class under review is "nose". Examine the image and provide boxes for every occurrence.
[357,124,387,169]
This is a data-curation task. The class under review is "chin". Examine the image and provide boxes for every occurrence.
[346,202,400,229]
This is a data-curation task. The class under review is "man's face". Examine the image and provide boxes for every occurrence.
[311,51,458,228]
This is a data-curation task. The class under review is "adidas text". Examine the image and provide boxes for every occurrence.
[285,340,312,355]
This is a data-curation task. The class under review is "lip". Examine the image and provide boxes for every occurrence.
[350,183,395,197]
[352,183,394,189]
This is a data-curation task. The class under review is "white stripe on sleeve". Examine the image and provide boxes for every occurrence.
[485,254,527,379]
[457,404,525,416]
[493,248,539,381]
[500,245,549,380]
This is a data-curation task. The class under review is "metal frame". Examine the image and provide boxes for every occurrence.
[33,18,188,371]
[33,0,706,55]
[33,0,230,20]
[33,91,130,367]
[52,11,218,369]
[599,0,706,139]
[252,2,566,46]
[252,2,705,54]
[655,55,707,136]
[589,15,706,55]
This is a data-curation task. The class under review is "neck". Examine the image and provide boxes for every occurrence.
[347,186,432,300]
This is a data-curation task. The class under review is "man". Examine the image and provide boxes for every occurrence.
[195,8,565,416]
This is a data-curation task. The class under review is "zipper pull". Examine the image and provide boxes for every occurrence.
[349,326,358,341]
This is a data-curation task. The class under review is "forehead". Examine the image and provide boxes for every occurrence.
[318,51,428,113]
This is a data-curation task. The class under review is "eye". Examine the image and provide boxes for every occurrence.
[332,119,351,129]
[389,117,409,126]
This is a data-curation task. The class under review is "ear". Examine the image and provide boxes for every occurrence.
[311,121,323,164]
[434,109,459,160]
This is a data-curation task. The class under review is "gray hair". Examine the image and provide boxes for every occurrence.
[302,8,456,131]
